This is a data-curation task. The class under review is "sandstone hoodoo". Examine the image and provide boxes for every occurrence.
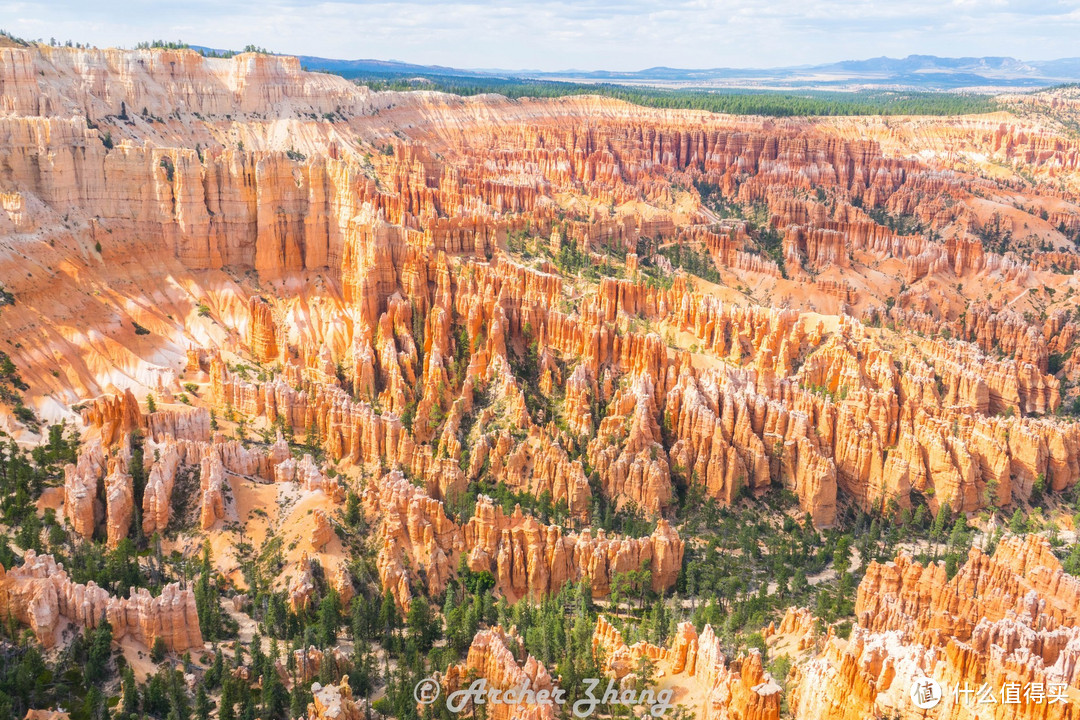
[0,551,203,652]
[592,615,783,720]
[362,470,684,608]
[786,534,1080,720]
[444,627,558,720]
[0,35,1079,720]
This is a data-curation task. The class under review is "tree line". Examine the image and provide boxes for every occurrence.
[343,72,1000,117]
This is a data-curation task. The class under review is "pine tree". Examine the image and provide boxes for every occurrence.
[1009,508,1028,534]
[931,505,951,538]
[120,663,139,716]
[290,683,310,718]
[306,420,321,453]
[206,646,225,689]
[912,504,928,529]
[345,491,361,526]
[104,537,143,596]
[350,595,372,642]
[85,620,113,682]
[144,670,169,716]
[151,636,168,663]
[251,632,266,682]
[948,516,969,548]
[83,685,105,720]
[792,568,809,595]
[379,589,399,651]
[832,535,852,572]
[406,596,439,652]
[1064,542,1080,575]
[350,643,376,697]
[166,666,191,720]
[195,685,211,720]
[219,676,237,720]
[317,589,341,648]
[261,656,289,720]
[266,593,287,638]
[443,590,468,655]
[195,541,223,640]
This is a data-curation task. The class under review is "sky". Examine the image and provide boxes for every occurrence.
[3,0,1080,72]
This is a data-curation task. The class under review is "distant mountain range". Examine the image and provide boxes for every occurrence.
[188,46,1080,90]
[287,52,1080,91]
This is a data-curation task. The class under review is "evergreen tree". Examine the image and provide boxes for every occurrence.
[350,643,376,697]
[317,589,341,648]
[1064,542,1080,575]
[261,658,289,719]
[1009,508,1029,534]
[166,666,191,720]
[379,589,399,651]
[351,595,377,642]
[290,682,311,718]
[345,491,361,526]
[206,647,225,689]
[194,541,224,640]
[912,504,929,529]
[144,670,170,716]
[82,685,105,720]
[13,512,41,552]
[121,664,139,716]
[85,620,113,683]
[219,676,237,720]
[151,636,168,663]
[930,505,950,539]
[265,593,289,639]
[832,535,852,572]
[195,685,211,720]
[406,596,439,652]
[791,568,809,595]
[251,633,266,682]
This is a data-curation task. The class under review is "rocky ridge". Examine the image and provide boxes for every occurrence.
[361,470,684,608]
[786,534,1080,720]
[0,549,203,651]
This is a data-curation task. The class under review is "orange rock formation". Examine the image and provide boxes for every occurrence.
[307,677,374,720]
[443,626,556,720]
[3,44,1080,659]
[0,550,203,652]
[6,43,1076,534]
[362,470,683,608]
[592,616,782,720]
[787,534,1080,720]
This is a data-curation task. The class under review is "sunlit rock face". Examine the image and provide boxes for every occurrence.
[787,534,1080,720]
[2,45,1080,637]
[0,550,203,651]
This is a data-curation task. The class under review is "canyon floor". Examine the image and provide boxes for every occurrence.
[0,43,1078,720]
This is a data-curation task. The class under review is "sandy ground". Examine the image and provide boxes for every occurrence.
[121,636,161,682]
[37,486,65,515]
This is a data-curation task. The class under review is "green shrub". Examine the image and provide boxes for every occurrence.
[150,636,167,663]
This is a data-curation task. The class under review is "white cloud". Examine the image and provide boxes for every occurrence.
[1,0,1077,70]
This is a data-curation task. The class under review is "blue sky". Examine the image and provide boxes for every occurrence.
[3,0,1079,71]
